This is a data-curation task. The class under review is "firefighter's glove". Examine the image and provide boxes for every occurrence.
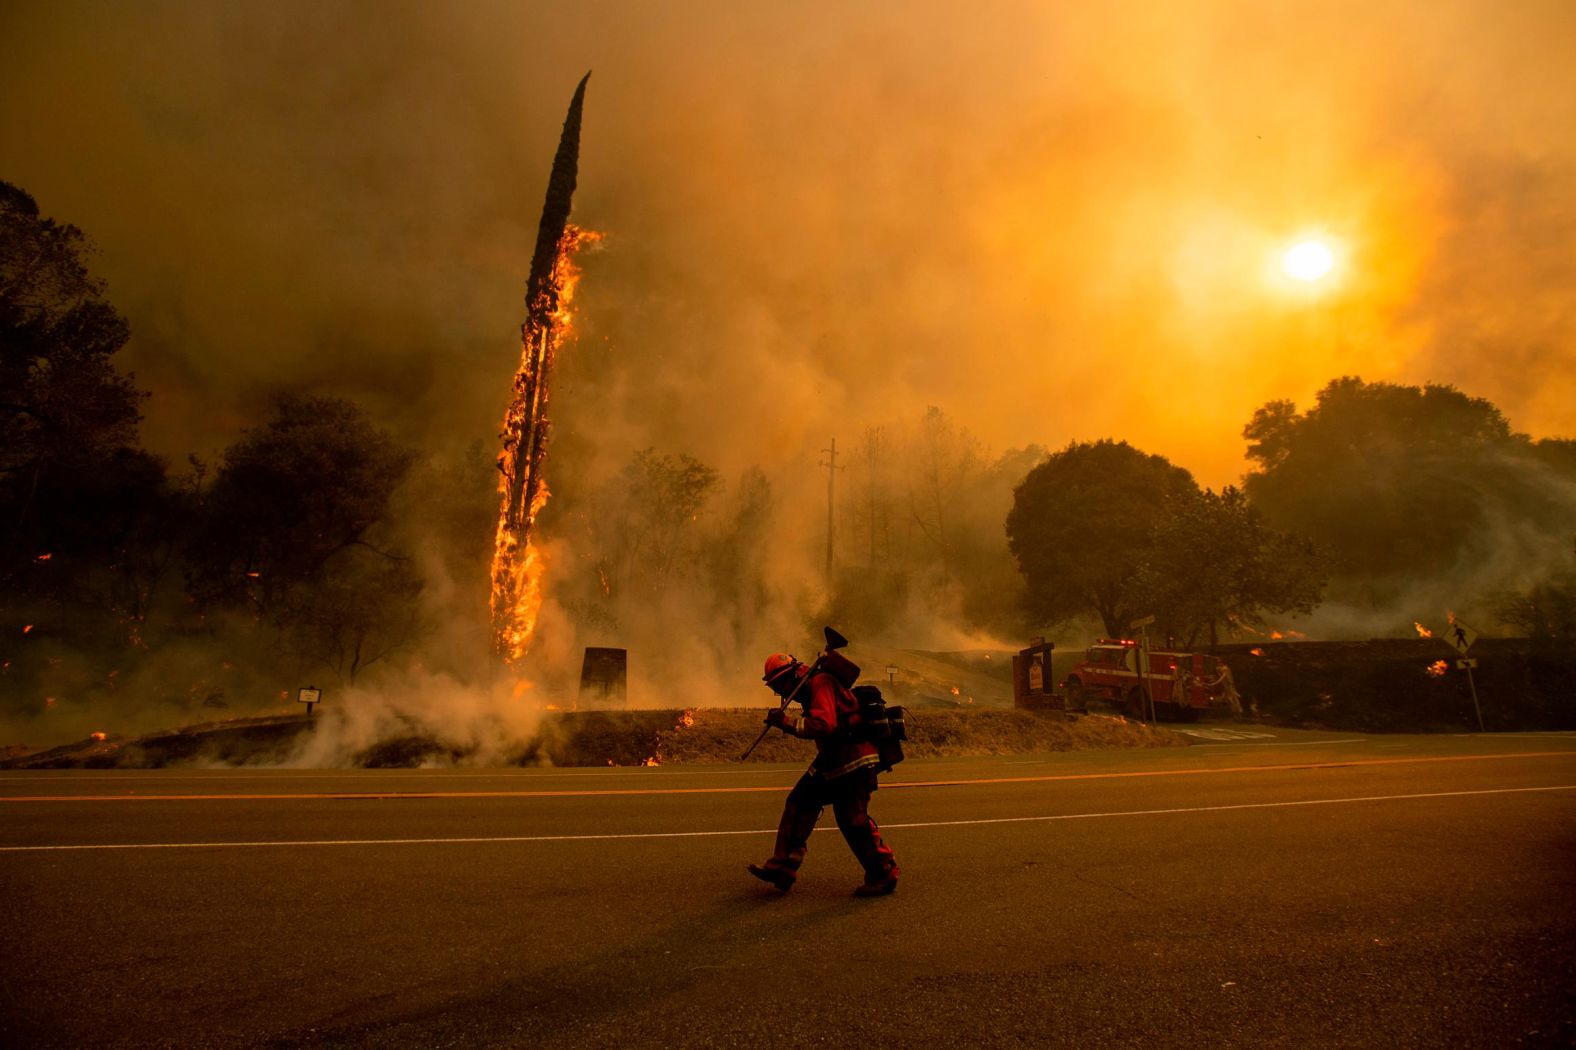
[765,708,790,732]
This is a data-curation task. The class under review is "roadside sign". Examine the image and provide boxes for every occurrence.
[297,687,321,706]
[1457,658,1478,669]
[1130,614,1156,629]
[1445,617,1478,654]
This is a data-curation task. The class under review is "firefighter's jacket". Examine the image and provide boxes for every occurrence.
[779,671,880,780]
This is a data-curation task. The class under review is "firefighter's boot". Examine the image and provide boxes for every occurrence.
[857,870,895,895]
[853,865,899,898]
[747,862,796,892]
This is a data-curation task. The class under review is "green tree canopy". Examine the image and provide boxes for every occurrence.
[1006,440,1198,636]
[1243,377,1576,601]
[1133,486,1325,647]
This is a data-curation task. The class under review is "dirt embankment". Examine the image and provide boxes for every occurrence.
[1222,638,1575,731]
[2,707,1184,770]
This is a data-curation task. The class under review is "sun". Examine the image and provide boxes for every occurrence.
[1282,238,1336,282]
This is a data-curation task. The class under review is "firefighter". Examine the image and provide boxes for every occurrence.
[747,652,900,897]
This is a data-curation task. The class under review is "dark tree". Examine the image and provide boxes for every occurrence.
[279,543,425,684]
[1006,440,1198,636]
[189,394,415,615]
[1133,486,1326,647]
[1243,377,1576,602]
[0,181,170,631]
[584,448,721,603]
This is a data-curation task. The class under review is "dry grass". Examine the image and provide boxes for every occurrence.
[3,706,1187,769]
[653,707,1185,766]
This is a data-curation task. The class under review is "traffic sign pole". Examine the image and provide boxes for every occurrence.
[1465,664,1484,732]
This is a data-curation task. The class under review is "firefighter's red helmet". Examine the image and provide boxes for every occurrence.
[762,653,801,688]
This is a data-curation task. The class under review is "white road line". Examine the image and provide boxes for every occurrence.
[3,784,1569,853]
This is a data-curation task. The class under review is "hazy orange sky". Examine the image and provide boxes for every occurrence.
[2,0,1573,490]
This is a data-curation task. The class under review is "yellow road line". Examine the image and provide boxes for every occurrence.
[0,750,1570,802]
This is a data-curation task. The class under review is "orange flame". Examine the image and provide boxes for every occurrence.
[490,226,601,666]
[1249,648,1265,656]
[678,709,696,729]
[1414,622,1433,639]
[1425,660,1448,677]
[90,731,107,741]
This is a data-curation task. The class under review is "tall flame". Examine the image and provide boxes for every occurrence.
[488,72,592,667]
[490,226,599,663]
[1414,622,1433,639]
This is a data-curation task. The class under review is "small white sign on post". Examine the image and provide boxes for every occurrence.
[1457,658,1478,669]
[298,686,321,716]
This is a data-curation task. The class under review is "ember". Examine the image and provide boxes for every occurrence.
[1250,647,1265,656]
[90,731,106,741]
[1425,660,1448,677]
[490,73,594,666]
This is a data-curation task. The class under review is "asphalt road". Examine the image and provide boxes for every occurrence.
[3,729,1574,1048]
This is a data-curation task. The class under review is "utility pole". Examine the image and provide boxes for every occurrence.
[820,437,843,593]
[863,426,885,568]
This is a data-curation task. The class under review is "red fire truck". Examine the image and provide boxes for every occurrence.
[1061,639,1238,720]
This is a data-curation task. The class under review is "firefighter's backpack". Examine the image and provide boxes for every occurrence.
[852,684,906,771]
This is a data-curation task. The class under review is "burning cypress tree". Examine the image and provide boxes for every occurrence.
[491,72,594,664]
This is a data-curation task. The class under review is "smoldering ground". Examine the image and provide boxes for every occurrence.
[3,1,1574,751]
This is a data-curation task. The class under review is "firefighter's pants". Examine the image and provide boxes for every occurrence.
[765,768,897,880]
